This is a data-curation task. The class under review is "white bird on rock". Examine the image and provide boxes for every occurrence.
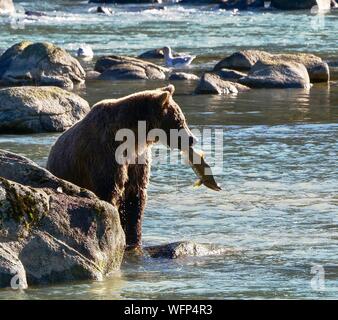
[77,45,94,59]
[162,46,196,68]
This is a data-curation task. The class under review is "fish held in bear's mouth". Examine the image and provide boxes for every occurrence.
[184,147,221,191]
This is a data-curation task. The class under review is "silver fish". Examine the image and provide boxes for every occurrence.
[186,147,221,191]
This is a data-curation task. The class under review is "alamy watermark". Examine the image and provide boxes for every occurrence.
[310,265,325,291]
[114,121,225,175]
[9,269,26,290]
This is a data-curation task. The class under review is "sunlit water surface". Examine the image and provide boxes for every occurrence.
[0,0,337,299]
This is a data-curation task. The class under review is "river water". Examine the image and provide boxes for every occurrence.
[0,1,337,299]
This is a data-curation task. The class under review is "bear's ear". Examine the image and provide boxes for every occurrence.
[156,91,171,107]
[161,84,175,95]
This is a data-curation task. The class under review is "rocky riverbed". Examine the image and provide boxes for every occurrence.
[0,39,335,136]
[0,37,336,288]
[0,0,337,299]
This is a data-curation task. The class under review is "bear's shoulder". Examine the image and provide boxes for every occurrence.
[92,87,171,109]
[92,98,119,109]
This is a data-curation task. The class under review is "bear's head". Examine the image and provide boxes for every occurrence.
[94,84,197,153]
[149,84,197,150]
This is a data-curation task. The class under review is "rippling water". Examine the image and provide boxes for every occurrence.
[0,1,337,299]
[1,0,338,59]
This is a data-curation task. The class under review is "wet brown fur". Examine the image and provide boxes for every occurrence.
[47,85,191,248]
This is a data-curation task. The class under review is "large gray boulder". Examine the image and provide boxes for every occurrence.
[214,50,271,71]
[0,0,15,15]
[95,55,168,80]
[239,60,311,89]
[0,42,86,88]
[214,50,330,82]
[0,86,90,133]
[0,150,125,288]
[195,72,250,94]
[275,53,330,82]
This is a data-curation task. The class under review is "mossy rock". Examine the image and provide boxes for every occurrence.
[0,150,125,288]
[0,42,86,88]
[0,41,32,78]
[0,86,90,133]
[95,55,168,80]
[214,50,329,82]
[238,60,311,89]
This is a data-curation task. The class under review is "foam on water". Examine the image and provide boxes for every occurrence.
[1,2,338,58]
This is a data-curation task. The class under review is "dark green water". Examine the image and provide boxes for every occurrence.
[0,1,337,299]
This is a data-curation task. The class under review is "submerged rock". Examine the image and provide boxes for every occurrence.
[214,50,329,82]
[328,60,338,80]
[77,45,94,59]
[96,6,113,15]
[90,0,162,3]
[0,0,15,15]
[95,55,168,80]
[239,60,311,89]
[172,0,217,3]
[25,10,47,17]
[138,48,181,59]
[169,72,199,81]
[0,86,90,133]
[180,0,265,8]
[0,42,86,88]
[0,150,125,288]
[145,241,235,259]
[86,70,101,80]
[215,68,247,82]
[195,72,250,94]
[271,0,317,10]
[219,0,264,10]
[138,48,166,59]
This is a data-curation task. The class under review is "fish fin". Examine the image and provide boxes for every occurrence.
[194,149,205,158]
[193,180,203,188]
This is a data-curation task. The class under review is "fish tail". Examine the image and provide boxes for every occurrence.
[193,179,203,188]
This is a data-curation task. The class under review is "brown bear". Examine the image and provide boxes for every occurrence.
[47,85,196,248]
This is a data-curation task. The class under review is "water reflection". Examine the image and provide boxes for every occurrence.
[0,273,126,300]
